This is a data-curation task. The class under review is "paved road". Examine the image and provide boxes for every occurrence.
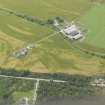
[0,74,67,83]
[33,80,40,105]
[0,74,67,105]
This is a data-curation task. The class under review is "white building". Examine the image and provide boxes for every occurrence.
[90,78,105,87]
[20,97,29,105]
[53,19,59,26]
[15,48,29,58]
[61,24,83,40]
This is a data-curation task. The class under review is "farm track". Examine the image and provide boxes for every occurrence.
[32,31,60,46]
[33,80,40,105]
[75,45,105,59]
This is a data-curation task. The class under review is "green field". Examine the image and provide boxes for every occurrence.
[80,4,105,52]
[0,0,105,75]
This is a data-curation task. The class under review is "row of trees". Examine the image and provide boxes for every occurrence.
[0,67,105,81]
[0,67,104,104]
[0,68,94,81]
[47,17,64,25]
[0,8,64,27]
[1,8,46,25]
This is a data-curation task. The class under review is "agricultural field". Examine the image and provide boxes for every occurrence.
[79,4,105,52]
[0,0,105,75]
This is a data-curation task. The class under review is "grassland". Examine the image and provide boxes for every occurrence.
[0,0,92,20]
[0,0,105,75]
[80,4,105,52]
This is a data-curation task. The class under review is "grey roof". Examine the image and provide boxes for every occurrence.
[69,30,79,36]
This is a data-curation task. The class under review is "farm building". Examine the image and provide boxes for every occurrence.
[15,44,33,58]
[20,97,29,105]
[53,19,59,26]
[61,24,83,40]
[15,48,29,58]
[90,78,105,87]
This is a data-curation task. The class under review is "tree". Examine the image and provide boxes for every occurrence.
[47,19,54,24]
[56,17,64,23]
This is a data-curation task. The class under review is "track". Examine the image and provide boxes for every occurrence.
[33,31,60,46]
[33,80,40,105]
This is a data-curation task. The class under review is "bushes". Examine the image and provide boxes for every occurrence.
[55,17,64,23]
[37,78,95,101]
[0,77,35,105]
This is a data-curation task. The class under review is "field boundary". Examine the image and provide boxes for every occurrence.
[72,43,105,59]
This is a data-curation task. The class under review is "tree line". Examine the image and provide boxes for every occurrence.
[0,67,92,81]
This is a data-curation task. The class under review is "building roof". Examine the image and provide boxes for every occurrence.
[64,25,77,34]
[61,24,83,40]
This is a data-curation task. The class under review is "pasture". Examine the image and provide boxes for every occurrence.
[80,4,105,52]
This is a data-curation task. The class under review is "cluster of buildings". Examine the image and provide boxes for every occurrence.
[90,78,105,87]
[15,44,33,58]
[61,23,83,40]
[53,19,59,26]
[14,19,84,59]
